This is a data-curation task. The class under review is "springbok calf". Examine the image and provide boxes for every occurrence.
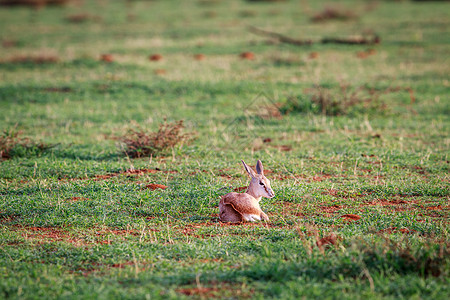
[219,160,274,223]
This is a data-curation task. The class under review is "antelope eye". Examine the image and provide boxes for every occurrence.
[259,181,265,186]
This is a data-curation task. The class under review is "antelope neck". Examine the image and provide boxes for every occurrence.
[246,186,262,201]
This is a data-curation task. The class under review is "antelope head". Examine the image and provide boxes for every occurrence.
[242,160,275,199]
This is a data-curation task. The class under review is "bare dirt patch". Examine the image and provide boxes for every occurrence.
[340,214,361,221]
[176,282,254,299]
[233,186,247,192]
[319,204,343,214]
[100,54,114,63]
[194,54,206,61]
[5,54,59,64]
[377,227,416,234]
[66,197,90,202]
[316,233,338,249]
[149,54,163,61]
[11,226,89,246]
[365,199,410,206]
[144,183,168,190]
[61,168,176,182]
[240,52,255,60]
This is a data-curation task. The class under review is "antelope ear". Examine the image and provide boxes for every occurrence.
[256,160,264,175]
[242,160,256,178]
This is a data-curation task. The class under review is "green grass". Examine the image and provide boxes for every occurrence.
[0,0,449,298]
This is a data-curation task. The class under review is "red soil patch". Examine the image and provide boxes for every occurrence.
[365,199,409,206]
[95,228,140,237]
[194,54,205,60]
[377,227,416,234]
[181,224,218,239]
[2,39,17,48]
[356,50,376,59]
[189,220,285,229]
[67,197,90,202]
[340,214,361,221]
[309,52,319,59]
[177,287,218,297]
[319,204,343,213]
[321,189,339,196]
[124,168,160,175]
[93,174,113,180]
[44,87,72,93]
[426,205,442,210]
[8,54,59,64]
[100,54,114,63]
[312,174,332,182]
[316,233,337,248]
[233,186,247,192]
[14,226,89,246]
[154,69,166,75]
[0,214,18,223]
[63,168,174,182]
[65,13,101,23]
[240,52,255,60]
[149,54,163,61]
[111,261,135,268]
[262,169,274,175]
[145,183,168,190]
[217,169,234,179]
[277,145,292,152]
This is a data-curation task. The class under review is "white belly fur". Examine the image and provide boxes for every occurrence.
[243,214,261,222]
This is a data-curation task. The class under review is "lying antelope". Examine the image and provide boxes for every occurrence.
[219,160,274,223]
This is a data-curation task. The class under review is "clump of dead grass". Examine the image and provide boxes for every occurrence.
[0,128,55,160]
[118,120,193,158]
[0,0,71,7]
[361,237,449,278]
[5,54,59,64]
[280,84,415,116]
[65,13,102,23]
[311,5,358,22]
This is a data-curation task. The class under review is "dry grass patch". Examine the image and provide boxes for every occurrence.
[311,5,358,22]
[281,84,415,116]
[118,120,193,158]
[5,53,59,64]
[0,128,55,160]
[0,0,71,7]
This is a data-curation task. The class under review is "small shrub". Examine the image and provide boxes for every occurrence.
[0,128,54,160]
[311,5,358,22]
[6,54,59,64]
[118,120,193,158]
[280,84,394,116]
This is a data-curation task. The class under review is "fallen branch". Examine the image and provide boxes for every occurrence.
[321,35,380,45]
[248,26,313,46]
[248,26,380,46]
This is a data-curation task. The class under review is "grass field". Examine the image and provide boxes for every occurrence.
[0,0,449,298]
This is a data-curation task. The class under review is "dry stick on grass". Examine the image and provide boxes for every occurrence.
[6,54,60,64]
[248,26,313,46]
[248,26,380,46]
[0,0,71,7]
[321,35,380,45]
